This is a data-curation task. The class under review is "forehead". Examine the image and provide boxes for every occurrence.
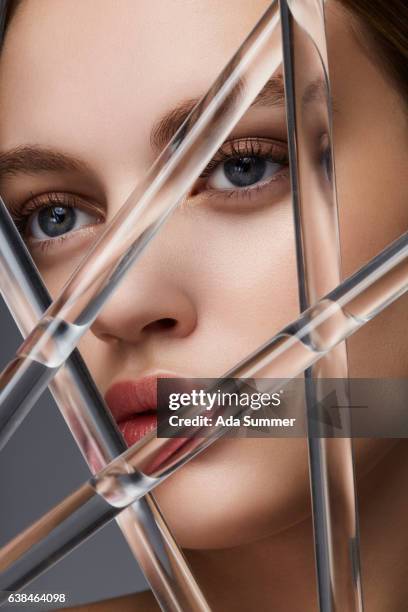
[0,0,270,154]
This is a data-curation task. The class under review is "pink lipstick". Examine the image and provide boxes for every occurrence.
[105,375,160,447]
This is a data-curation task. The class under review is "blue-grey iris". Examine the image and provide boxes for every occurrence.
[37,206,76,237]
[223,156,267,187]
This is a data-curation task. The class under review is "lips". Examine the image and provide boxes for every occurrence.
[104,375,206,475]
[105,376,161,447]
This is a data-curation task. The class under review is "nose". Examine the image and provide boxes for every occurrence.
[90,245,197,346]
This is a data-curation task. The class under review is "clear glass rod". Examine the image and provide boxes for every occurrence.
[280,0,362,609]
[0,0,282,450]
[0,229,406,602]
[0,197,209,611]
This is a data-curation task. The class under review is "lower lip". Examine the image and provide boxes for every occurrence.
[118,413,158,446]
[116,413,191,475]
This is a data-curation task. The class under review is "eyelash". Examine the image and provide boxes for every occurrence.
[9,136,289,249]
[12,192,104,237]
[196,136,289,199]
[200,137,288,179]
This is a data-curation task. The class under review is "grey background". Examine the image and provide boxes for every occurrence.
[0,297,148,610]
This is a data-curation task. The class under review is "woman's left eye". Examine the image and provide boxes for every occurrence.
[28,204,98,241]
[195,138,289,199]
[207,156,285,191]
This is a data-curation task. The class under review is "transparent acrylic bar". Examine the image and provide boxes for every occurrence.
[280,1,362,609]
[0,0,283,450]
[1,230,406,602]
[0,198,209,612]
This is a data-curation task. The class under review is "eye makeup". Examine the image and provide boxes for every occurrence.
[5,192,105,252]
[199,136,288,180]
[5,134,290,251]
[195,136,290,202]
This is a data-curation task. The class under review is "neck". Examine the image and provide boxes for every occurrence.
[357,440,408,611]
[186,510,318,611]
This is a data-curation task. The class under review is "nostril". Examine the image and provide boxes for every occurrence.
[159,318,177,330]
[143,317,178,333]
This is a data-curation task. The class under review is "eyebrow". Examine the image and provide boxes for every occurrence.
[0,147,89,181]
[151,74,286,150]
[0,76,328,182]
[151,76,329,151]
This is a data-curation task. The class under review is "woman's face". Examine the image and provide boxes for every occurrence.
[0,0,407,549]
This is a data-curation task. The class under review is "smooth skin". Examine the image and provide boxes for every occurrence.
[0,1,407,610]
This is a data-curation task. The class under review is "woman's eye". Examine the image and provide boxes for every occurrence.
[29,205,97,240]
[321,145,332,184]
[207,156,285,190]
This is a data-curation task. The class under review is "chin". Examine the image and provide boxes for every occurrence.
[152,438,313,549]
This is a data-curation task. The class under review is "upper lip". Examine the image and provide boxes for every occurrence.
[104,373,179,423]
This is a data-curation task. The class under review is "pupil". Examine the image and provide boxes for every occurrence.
[224,156,266,187]
[38,206,76,237]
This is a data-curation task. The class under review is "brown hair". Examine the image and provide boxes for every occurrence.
[340,0,408,101]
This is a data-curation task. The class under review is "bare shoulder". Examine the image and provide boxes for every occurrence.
[63,591,160,612]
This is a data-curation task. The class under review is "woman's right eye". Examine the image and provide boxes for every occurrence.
[11,192,105,247]
[29,205,97,240]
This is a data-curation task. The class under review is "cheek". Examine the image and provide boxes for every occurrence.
[334,125,408,378]
[30,234,103,297]
[184,198,299,356]
[36,264,76,296]
[336,144,408,278]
